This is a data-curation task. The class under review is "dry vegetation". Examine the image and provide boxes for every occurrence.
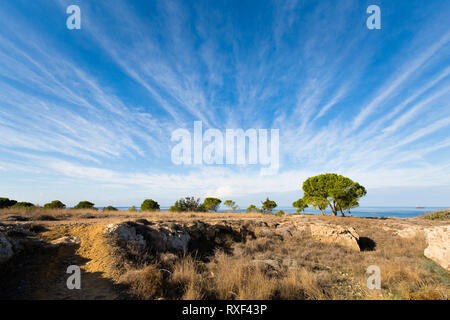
[422,209,450,221]
[0,208,449,300]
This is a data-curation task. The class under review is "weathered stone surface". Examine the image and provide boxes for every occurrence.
[104,222,190,253]
[309,223,360,251]
[276,224,307,238]
[104,223,147,251]
[0,233,13,263]
[254,227,279,238]
[51,236,81,246]
[424,226,449,270]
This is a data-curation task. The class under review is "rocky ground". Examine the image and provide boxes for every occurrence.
[0,209,448,300]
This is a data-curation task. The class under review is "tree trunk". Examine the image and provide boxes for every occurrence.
[327,200,337,216]
[332,201,337,216]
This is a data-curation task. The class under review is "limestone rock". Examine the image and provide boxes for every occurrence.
[51,236,81,246]
[424,226,449,270]
[104,223,146,251]
[104,222,190,253]
[309,223,360,251]
[255,227,279,238]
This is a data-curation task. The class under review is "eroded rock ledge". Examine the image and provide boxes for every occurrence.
[103,219,362,255]
[424,226,449,270]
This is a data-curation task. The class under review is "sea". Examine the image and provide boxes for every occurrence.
[110,206,448,218]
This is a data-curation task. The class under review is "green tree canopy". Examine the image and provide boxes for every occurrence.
[223,200,238,212]
[292,198,308,214]
[169,197,204,212]
[302,173,367,216]
[0,197,17,209]
[102,206,118,211]
[12,202,35,209]
[141,199,160,211]
[44,200,66,209]
[246,204,260,213]
[74,201,95,209]
[261,197,277,213]
[203,197,222,212]
[302,195,328,215]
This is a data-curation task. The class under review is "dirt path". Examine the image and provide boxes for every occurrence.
[0,224,126,300]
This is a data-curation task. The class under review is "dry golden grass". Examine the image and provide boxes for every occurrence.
[1,208,448,300]
[119,265,163,299]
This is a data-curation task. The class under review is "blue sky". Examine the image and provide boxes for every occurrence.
[0,0,449,207]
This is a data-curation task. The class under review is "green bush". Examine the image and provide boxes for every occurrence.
[169,197,204,212]
[422,210,450,221]
[128,206,137,212]
[261,198,277,213]
[223,200,238,212]
[102,206,118,211]
[141,199,160,212]
[292,198,308,214]
[0,197,17,209]
[246,205,260,213]
[203,197,221,212]
[44,200,66,209]
[74,201,95,209]
[168,205,181,212]
[12,202,35,209]
[274,210,285,217]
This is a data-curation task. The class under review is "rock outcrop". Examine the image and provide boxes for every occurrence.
[102,218,363,255]
[424,226,449,270]
[104,221,190,253]
[51,236,81,246]
[104,223,147,251]
[309,223,360,251]
[0,224,48,264]
[278,220,361,251]
[0,233,13,263]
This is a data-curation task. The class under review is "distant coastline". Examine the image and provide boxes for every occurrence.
[88,206,449,219]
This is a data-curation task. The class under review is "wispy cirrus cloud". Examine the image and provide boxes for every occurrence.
[0,0,449,206]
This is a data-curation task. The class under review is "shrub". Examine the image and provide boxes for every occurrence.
[128,206,137,212]
[11,202,35,209]
[224,200,238,212]
[261,198,277,213]
[246,205,260,213]
[168,205,181,212]
[203,198,221,212]
[292,198,308,214]
[140,199,160,212]
[274,210,285,217]
[103,206,118,211]
[0,197,17,209]
[43,200,66,209]
[74,201,95,209]
[169,197,204,212]
[422,210,450,220]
